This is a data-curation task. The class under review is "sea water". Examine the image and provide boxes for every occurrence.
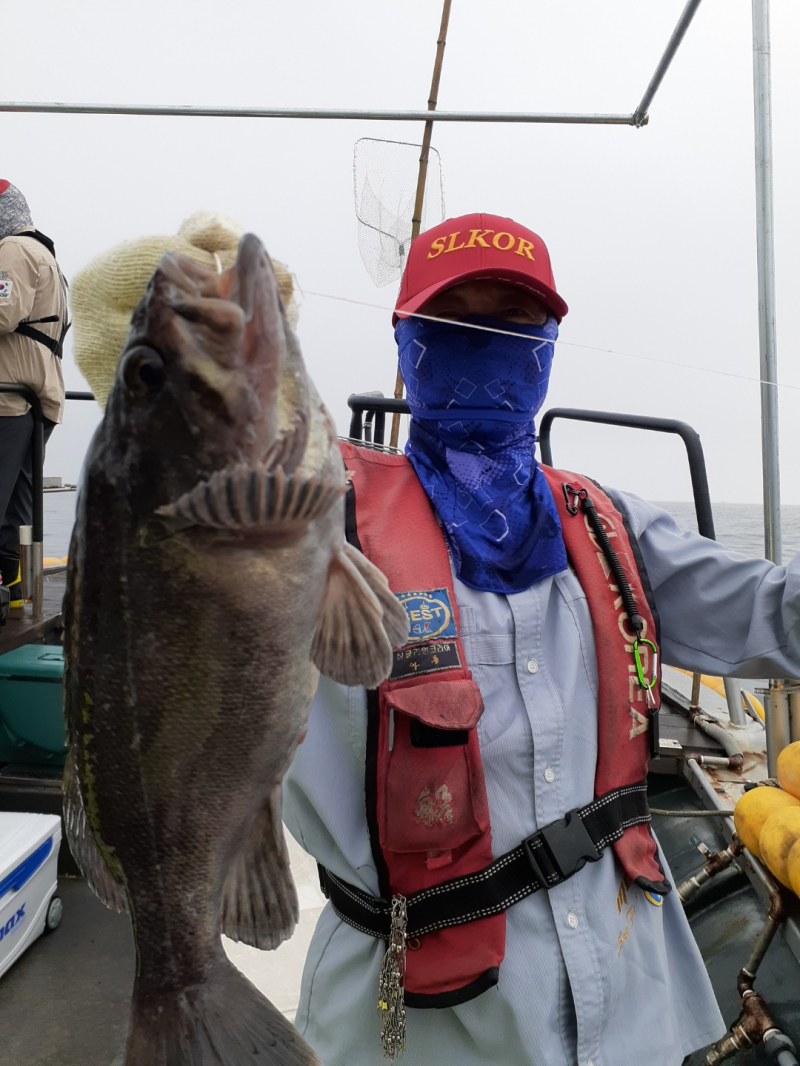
[43,490,800,561]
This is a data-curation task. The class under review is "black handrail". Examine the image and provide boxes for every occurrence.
[538,408,716,540]
[343,394,716,541]
[348,393,409,442]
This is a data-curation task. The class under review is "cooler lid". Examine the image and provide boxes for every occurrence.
[0,812,61,884]
[0,645,64,681]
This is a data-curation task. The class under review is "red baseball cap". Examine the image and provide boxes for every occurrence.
[394,212,568,324]
[0,181,10,196]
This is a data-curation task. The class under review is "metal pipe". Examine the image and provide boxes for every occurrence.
[789,691,800,744]
[390,0,453,452]
[685,758,735,834]
[677,836,744,905]
[632,0,704,126]
[31,540,43,621]
[724,678,748,727]
[752,0,782,565]
[739,892,784,991]
[0,101,642,125]
[19,526,33,600]
[762,682,792,776]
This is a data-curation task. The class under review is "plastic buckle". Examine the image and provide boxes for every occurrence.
[524,808,602,888]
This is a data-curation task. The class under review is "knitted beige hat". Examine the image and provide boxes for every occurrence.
[71,211,299,408]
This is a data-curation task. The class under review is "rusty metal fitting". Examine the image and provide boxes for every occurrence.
[677,836,746,905]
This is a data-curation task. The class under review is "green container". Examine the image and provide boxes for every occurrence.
[0,645,66,767]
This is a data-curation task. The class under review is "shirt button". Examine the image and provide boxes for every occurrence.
[544,766,556,783]
[526,658,539,674]
[567,912,579,929]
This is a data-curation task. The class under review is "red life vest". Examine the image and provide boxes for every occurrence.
[340,441,665,1006]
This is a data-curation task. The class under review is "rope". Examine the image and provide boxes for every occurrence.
[300,287,800,395]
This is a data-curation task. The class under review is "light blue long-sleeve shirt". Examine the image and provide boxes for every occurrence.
[283,490,800,1066]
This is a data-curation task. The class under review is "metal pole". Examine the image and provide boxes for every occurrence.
[632,0,704,126]
[753,0,787,773]
[763,682,791,777]
[752,0,781,566]
[0,101,641,125]
[789,691,800,744]
[723,678,748,728]
[390,0,453,451]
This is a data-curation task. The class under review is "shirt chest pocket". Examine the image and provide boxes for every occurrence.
[464,629,524,749]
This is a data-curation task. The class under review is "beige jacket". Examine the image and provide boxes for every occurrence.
[0,232,67,422]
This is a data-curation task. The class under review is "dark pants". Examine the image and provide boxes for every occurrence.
[0,412,56,586]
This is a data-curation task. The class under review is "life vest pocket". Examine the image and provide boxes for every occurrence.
[379,685,490,856]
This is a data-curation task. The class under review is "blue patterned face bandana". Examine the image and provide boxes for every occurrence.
[395,314,567,594]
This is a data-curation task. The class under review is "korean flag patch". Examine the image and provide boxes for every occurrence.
[0,278,13,300]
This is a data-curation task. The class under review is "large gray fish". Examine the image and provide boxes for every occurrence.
[63,234,407,1066]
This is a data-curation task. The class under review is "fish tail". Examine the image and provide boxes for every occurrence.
[124,958,320,1066]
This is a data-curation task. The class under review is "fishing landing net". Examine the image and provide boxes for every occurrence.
[353,137,446,288]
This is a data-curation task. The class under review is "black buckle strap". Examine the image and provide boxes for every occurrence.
[524,807,601,888]
[319,780,651,941]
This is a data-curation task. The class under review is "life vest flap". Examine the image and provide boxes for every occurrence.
[386,679,483,730]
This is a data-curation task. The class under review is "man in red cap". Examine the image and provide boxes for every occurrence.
[283,213,800,1065]
[0,181,67,610]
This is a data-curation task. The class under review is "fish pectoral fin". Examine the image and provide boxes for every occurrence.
[220,784,298,951]
[156,463,345,531]
[63,747,128,913]
[311,540,409,689]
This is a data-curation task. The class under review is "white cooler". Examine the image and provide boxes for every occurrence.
[0,812,62,979]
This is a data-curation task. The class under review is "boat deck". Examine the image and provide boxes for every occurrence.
[0,571,66,655]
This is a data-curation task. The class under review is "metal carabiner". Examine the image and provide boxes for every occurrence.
[562,483,586,516]
[633,637,658,707]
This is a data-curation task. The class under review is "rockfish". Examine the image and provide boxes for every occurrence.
[63,234,407,1066]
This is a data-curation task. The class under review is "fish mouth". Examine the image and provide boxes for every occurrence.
[139,233,308,474]
[149,234,330,532]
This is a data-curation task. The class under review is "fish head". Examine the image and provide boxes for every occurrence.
[100,234,309,512]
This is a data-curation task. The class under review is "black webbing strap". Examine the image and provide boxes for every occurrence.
[319,780,650,940]
[11,231,70,358]
[13,317,70,359]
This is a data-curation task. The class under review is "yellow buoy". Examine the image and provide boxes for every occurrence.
[788,837,800,898]
[733,786,800,859]
[759,807,800,887]
[777,741,800,800]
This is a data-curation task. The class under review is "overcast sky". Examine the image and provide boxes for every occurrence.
[4,0,800,514]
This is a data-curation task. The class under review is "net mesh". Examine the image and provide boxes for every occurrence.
[353,137,445,288]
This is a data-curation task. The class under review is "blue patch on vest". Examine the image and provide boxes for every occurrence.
[395,588,458,645]
[644,890,664,907]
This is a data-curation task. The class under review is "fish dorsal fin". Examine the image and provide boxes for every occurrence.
[220,784,298,950]
[157,462,345,530]
[63,747,129,913]
[311,541,409,689]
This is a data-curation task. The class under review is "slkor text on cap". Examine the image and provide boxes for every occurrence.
[427,229,535,261]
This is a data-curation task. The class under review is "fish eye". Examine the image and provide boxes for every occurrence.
[123,347,166,396]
